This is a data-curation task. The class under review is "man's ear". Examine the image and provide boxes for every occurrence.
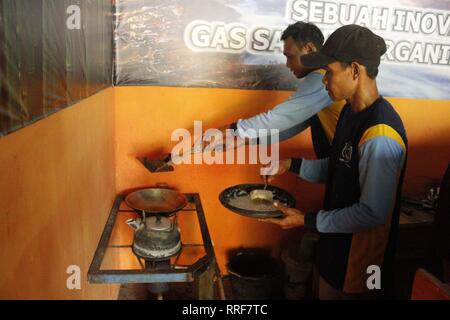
[351,62,361,80]
[304,42,316,53]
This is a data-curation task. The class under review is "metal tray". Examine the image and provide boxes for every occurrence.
[219,184,296,219]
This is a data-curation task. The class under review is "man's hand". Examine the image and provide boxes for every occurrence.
[261,158,292,185]
[260,201,305,229]
[193,124,248,154]
[192,125,230,153]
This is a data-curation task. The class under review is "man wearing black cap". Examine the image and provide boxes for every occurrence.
[262,25,408,299]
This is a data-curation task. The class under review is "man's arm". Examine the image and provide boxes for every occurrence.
[231,71,332,141]
[304,136,406,233]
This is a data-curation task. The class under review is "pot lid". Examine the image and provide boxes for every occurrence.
[146,216,172,231]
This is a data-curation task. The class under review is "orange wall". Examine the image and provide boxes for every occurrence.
[0,88,119,299]
[388,97,450,198]
[1,85,447,299]
[114,86,450,274]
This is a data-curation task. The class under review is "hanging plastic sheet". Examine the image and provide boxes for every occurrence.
[0,0,112,136]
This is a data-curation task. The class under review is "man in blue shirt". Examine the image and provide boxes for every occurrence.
[204,22,345,158]
[262,25,407,300]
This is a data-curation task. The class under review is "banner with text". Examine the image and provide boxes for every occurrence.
[115,0,450,99]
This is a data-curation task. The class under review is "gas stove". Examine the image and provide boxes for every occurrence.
[88,191,223,299]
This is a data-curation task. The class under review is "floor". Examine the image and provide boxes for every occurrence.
[117,276,233,300]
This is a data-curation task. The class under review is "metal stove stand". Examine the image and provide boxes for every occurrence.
[88,193,224,299]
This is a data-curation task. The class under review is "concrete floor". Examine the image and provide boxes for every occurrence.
[117,277,233,300]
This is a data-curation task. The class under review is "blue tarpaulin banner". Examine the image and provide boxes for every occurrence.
[115,0,450,100]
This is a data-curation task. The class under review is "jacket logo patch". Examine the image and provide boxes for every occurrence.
[339,142,353,167]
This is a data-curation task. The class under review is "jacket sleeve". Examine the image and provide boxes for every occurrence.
[289,157,330,184]
[305,136,406,233]
[232,72,332,141]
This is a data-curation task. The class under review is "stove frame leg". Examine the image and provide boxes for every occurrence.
[197,259,225,300]
[197,263,215,300]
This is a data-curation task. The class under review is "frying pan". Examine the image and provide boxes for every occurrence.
[219,183,296,218]
[125,188,188,216]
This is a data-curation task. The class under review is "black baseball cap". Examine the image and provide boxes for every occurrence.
[301,24,387,69]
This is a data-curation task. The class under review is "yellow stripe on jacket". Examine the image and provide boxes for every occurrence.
[359,124,406,152]
[317,100,346,143]
[315,69,346,144]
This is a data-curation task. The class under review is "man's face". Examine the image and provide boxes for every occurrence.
[283,37,310,78]
[322,61,357,101]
